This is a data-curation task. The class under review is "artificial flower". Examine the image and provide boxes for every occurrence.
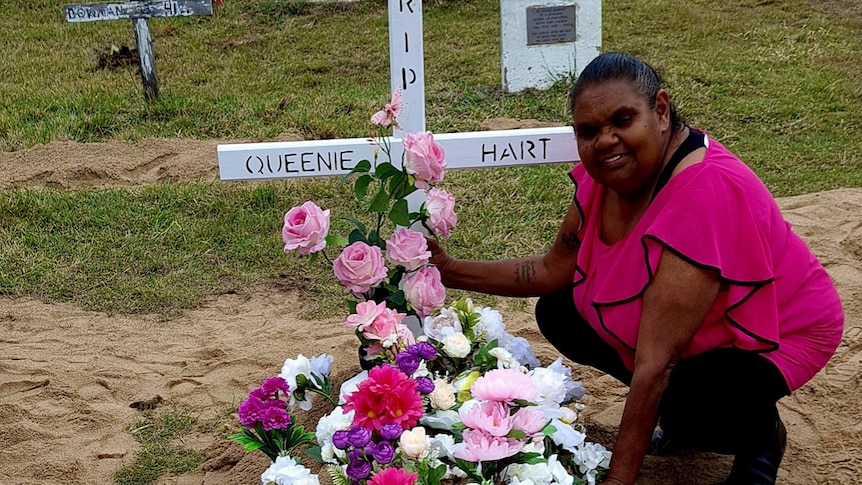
[403,131,446,189]
[399,426,430,459]
[471,368,537,403]
[333,241,388,295]
[386,228,431,271]
[261,455,320,485]
[343,365,424,432]
[425,188,457,237]
[400,265,446,318]
[282,201,330,255]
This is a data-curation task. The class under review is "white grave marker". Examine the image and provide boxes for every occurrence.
[217,0,581,182]
[64,0,214,101]
[501,0,601,93]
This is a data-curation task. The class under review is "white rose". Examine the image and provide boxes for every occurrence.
[443,332,472,358]
[261,456,320,485]
[489,347,525,371]
[529,367,568,405]
[399,426,430,459]
[428,378,457,410]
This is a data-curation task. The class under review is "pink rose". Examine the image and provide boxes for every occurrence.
[425,188,457,238]
[400,265,445,318]
[333,241,388,295]
[363,307,406,342]
[386,228,431,271]
[282,201,330,255]
[345,300,387,331]
[404,131,446,190]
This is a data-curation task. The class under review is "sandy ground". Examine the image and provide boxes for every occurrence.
[0,135,860,485]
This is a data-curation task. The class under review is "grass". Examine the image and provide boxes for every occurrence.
[114,406,206,485]
[0,1,861,482]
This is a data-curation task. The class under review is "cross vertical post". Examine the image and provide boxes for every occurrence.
[388,0,426,136]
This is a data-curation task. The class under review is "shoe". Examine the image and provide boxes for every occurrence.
[724,419,787,485]
[650,427,686,456]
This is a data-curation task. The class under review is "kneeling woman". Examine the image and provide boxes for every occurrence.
[429,52,843,485]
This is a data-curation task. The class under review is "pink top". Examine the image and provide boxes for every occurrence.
[570,134,843,391]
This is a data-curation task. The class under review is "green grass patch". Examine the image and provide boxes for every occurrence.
[114,406,205,485]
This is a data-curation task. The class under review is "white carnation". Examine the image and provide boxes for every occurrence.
[315,406,354,464]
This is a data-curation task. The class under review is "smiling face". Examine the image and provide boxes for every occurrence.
[572,79,672,199]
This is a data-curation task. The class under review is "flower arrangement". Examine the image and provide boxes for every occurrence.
[232,92,611,485]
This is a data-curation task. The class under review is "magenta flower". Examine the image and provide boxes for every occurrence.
[367,467,418,485]
[454,428,525,462]
[343,365,424,433]
[258,376,290,396]
[238,395,267,428]
[471,368,537,403]
[260,405,291,431]
[282,201,330,255]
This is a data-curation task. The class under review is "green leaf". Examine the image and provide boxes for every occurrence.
[369,188,390,213]
[389,198,410,226]
[348,228,367,244]
[325,234,348,246]
[354,174,373,200]
[374,162,401,180]
[352,160,372,174]
[305,445,324,463]
[344,217,368,234]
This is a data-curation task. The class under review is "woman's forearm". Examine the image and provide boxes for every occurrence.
[605,364,670,484]
[438,254,569,297]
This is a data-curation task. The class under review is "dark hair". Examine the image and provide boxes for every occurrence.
[569,52,683,131]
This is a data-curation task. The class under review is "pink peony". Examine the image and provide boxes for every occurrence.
[367,467,418,485]
[343,365,424,433]
[471,368,537,403]
[282,201,330,255]
[511,406,549,436]
[425,188,457,238]
[333,241,388,295]
[454,429,525,462]
[386,228,431,271]
[459,400,514,437]
[403,131,446,190]
[345,300,387,331]
[400,265,445,318]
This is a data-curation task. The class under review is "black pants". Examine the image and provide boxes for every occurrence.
[535,286,790,455]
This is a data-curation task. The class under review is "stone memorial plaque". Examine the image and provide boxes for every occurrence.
[526,5,576,46]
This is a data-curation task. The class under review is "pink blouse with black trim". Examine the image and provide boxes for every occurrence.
[569,134,843,391]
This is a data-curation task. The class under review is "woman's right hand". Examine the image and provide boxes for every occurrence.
[426,237,453,273]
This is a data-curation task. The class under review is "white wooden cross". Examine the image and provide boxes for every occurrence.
[217,0,582,182]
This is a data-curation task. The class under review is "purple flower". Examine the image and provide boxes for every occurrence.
[349,448,365,462]
[348,426,372,447]
[260,405,291,431]
[413,342,437,360]
[415,376,435,394]
[259,376,290,396]
[372,441,396,464]
[346,459,372,480]
[396,351,421,375]
[237,395,266,428]
[332,429,350,450]
[379,422,403,441]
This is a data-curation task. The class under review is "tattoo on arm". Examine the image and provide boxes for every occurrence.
[561,233,581,253]
[515,261,536,284]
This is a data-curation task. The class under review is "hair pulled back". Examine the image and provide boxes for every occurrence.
[569,52,682,131]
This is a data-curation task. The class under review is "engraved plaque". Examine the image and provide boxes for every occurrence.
[526,5,576,46]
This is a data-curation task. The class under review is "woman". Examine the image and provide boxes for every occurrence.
[429,52,843,485]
